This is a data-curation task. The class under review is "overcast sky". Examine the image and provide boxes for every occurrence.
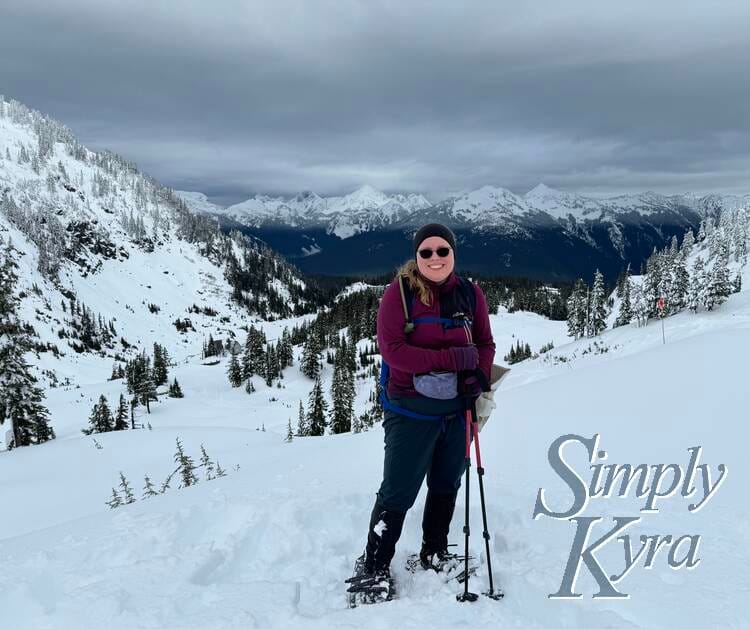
[1,0,749,205]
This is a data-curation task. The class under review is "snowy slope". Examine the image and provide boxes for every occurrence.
[1,260,748,627]
[0,97,312,393]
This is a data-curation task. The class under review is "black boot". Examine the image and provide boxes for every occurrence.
[364,501,406,575]
[419,489,458,568]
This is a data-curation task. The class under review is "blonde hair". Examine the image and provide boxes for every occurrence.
[395,259,432,306]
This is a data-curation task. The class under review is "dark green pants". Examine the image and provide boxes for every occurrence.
[376,396,471,514]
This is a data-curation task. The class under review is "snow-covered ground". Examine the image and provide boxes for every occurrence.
[1,261,749,628]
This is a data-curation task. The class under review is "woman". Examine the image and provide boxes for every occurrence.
[350,223,495,601]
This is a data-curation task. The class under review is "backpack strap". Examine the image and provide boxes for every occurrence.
[397,275,415,334]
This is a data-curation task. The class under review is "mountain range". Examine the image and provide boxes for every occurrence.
[178,185,749,281]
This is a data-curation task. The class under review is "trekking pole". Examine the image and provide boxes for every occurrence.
[470,398,504,600]
[456,403,478,603]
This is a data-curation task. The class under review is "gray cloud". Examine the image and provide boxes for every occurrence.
[1,0,749,204]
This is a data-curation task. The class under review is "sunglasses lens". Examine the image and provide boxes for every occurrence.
[418,247,452,259]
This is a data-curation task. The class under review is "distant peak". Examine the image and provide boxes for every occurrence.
[526,183,561,197]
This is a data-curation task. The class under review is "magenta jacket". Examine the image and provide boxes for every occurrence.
[377,271,496,398]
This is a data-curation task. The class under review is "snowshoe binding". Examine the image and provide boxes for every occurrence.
[405,544,478,584]
[346,553,396,608]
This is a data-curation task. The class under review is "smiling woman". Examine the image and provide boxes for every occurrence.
[346,222,496,605]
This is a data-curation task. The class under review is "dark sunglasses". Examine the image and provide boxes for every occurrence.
[418,246,452,259]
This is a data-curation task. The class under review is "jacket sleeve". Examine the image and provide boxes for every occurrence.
[472,283,496,383]
[377,280,458,374]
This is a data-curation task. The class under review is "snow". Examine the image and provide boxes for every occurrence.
[2,95,750,628]
[174,190,225,215]
[2,272,749,627]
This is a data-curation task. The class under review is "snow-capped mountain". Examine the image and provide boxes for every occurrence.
[181,185,431,239]
[191,182,730,281]
[0,97,319,387]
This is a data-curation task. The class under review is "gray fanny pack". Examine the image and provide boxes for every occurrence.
[413,371,458,400]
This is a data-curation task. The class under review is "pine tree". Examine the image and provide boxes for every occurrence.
[174,437,198,487]
[631,281,649,327]
[114,394,129,430]
[119,471,136,504]
[242,330,254,379]
[300,331,322,379]
[199,444,215,480]
[227,352,243,387]
[588,270,608,336]
[704,246,732,311]
[687,257,707,313]
[142,475,158,499]
[330,347,354,434]
[136,359,158,413]
[168,378,184,398]
[106,488,122,509]
[0,241,54,447]
[615,272,633,327]
[285,417,294,442]
[296,399,307,436]
[245,379,256,394]
[152,342,169,386]
[566,279,587,339]
[306,376,328,436]
[669,250,690,313]
[243,326,266,377]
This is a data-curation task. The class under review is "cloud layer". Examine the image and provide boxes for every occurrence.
[2,0,749,204]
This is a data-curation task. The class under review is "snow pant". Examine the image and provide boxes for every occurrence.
[364,395,472,572]
[376,397,469,513]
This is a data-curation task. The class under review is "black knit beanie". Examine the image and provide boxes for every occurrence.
[413,223,457,256]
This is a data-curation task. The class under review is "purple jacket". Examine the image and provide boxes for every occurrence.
[377,271,496,398]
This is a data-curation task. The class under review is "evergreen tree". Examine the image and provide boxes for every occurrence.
[142,475,158,499]
[687,257,707,313]
[174,438,199,488]
[168,378,184,398]
[227,351,243,387]
[135,355,158,413]
[615,272,633,327]
[114,394,129,430]
[681,228,695,259]
[704,246,732,311]
[631,281,649,327]
[243,326,266,378]
[306,376,328,436]
[300,331,322,379]
[669,250,690,313]
[119,471,136,504]
[106,488,122,509]
[566,279,587,339]
[285,417,294,442]
[330,347,354,434]
[152,342,169,386]
[588,269,608,336]
[199,444,215,480]
[296,399,307,437]
[0,241,54,447]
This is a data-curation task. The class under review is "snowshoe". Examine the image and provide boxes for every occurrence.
[346,553,396,608]
[405,545,478,584]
